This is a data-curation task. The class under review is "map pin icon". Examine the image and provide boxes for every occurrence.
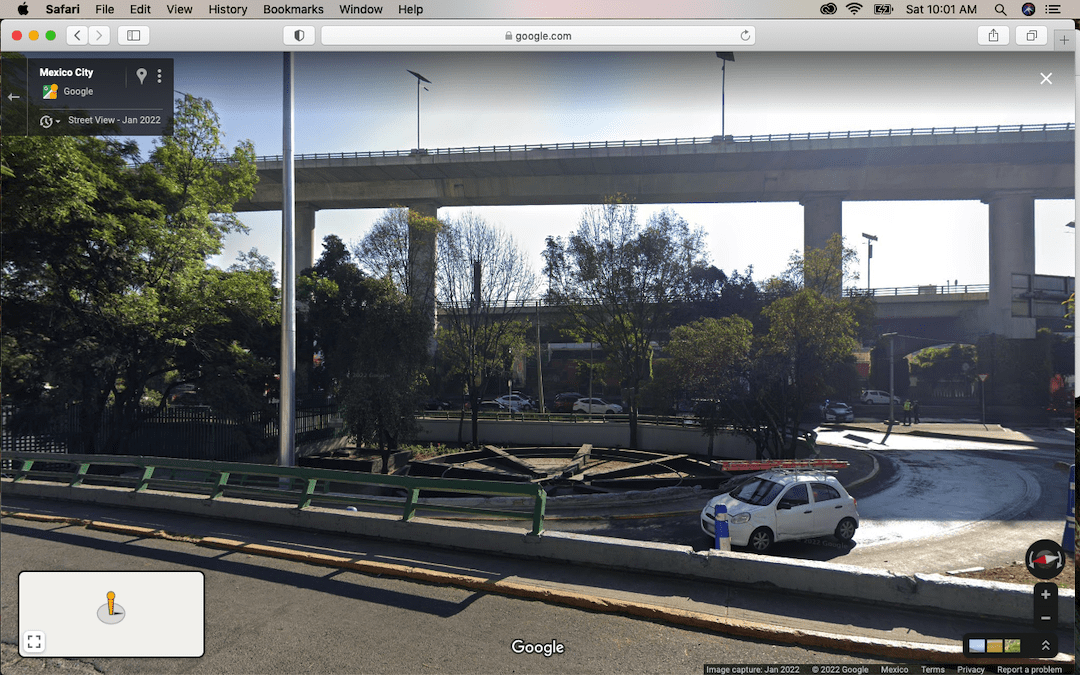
[136,68,147,84]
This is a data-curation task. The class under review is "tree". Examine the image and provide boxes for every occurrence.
[355,207,410,293]
[757,288,859,453]
[666,317,753,452]
[355,206,442,310]
[2,94,273,455]
[778,232,860,298]
[544,197,707,448]
[300,236,429,468]
[908,343,977,399]
[436,212,536,446]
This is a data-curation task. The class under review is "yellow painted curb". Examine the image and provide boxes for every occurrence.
[3,510,1072,665]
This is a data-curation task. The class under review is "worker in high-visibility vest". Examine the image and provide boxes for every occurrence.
[903,399,912,426]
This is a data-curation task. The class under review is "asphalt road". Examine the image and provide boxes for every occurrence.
[1,517,896,675]
[539,442,1074,575]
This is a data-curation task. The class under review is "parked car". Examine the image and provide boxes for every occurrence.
[860,389,900,405]
[820,400,854,423]
[573,397,623,415]
[421,397,450,411]
[700,470,859,553]
[552,392,584,413]
[494,394,535,412]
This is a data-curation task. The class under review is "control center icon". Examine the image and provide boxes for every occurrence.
[96,591,125,624]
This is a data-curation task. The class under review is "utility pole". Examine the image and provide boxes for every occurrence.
[536,301,545,413]
[862,232,878,292]
[279,52,296,469]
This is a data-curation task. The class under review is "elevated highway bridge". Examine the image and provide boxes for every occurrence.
[235,123,1075,339]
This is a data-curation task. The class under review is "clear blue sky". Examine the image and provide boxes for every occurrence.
[152,50,1073,290]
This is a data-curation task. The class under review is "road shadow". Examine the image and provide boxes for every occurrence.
[3,522,489,620]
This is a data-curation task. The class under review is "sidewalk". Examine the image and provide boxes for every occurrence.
[825,421,1076,449]
[1,496,1072,665]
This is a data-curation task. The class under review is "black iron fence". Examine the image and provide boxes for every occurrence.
[1,404,342,462]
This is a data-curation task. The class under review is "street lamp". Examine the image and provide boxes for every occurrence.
[881,332,897,427]
[406,69,431,149]
[715,52,734,138]
[861,232,878,292]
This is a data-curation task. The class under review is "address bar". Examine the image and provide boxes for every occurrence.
[320,25,756,47]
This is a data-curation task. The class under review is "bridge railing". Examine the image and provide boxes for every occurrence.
[846,284,990,297]
[435,285,990,312]
[0,451,547,535]
[249,122,1074,164]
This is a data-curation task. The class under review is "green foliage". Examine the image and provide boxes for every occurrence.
[757,288,858,449]
[667,317,753,399]
[300,236,429,455]
[908,343,977,397]
[1,95,272,454]
[544,197,707,447]
[777,233,860,298]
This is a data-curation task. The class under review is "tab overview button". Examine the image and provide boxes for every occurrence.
[284,26,315,46]
[1016,25,1048,45]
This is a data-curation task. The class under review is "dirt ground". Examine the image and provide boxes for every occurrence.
[954,554,1075,590]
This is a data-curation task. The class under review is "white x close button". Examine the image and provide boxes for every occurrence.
[1016,26,1048,45]
[66,25,87,45]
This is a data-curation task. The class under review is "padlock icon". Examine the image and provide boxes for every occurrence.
[505,31,512,40]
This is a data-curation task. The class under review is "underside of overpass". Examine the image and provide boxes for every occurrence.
[235,126,1075,341]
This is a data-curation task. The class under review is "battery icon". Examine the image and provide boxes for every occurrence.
[874,3,893,13]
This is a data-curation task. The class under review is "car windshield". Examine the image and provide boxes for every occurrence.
[731,478,784,506]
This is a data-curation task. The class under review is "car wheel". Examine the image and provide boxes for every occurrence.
[748,527,774,553]
[834,517,857,542]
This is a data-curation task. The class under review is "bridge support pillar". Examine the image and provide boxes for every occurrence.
[801,195,844,294]
[295,203,317,274]
[984,192,1037,339]
[408,203,440,352]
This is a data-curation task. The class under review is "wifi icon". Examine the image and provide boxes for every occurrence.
[846,2,863,12]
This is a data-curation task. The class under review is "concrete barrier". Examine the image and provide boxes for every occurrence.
[4,478,1069,628]
[414,417,762,458]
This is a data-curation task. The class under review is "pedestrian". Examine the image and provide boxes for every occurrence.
[913,399,921,424]
[903,399,912,425]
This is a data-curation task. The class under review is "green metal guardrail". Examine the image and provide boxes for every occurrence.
[1,451,546,535]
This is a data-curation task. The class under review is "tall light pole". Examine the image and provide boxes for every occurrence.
[715,52,734,138]
[862,232,878,292]
[406,69,431,149]
[881,332,897,426]
[279,52,296,469]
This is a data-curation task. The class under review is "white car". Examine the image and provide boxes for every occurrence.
[572,397,622,414]
[700,471,859,553]
[494,394,535,412]
[860,389,900,405]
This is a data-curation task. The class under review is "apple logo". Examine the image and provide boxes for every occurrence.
[18,3,29,14]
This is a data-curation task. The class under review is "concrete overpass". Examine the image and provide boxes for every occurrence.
[235,123,1074,339]
[436,277,1074,348]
